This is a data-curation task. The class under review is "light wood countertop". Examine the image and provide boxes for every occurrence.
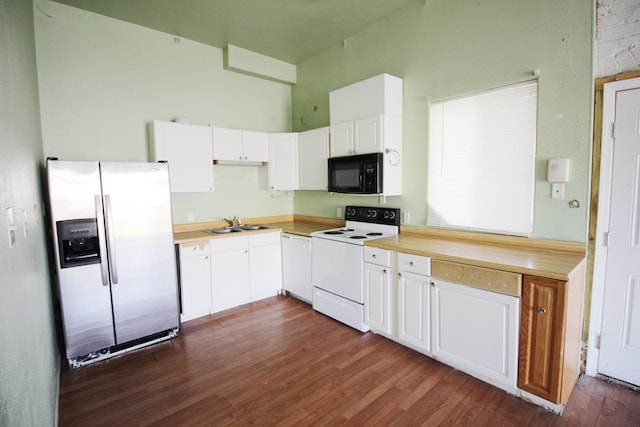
[173,215,342,245]
[173,215,585,281]
[366,231,585,281]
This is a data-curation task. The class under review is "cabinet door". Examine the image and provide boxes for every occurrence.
[210,237,250,312]
[364,262,392,334]
[329,122,354,157]
[281,234,312,302]
[354,115,383,154]
[518,275,566,403]
[299,127,329,190]
[432,280,519,392]
[150,121,214,192]
[269,133,299,190]
[179,249,212,322]
[249,232,282,301]
[212,127,244,161]
[397,271,430,353]
[242,130,269,162]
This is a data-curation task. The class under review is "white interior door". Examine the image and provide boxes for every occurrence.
[598,86,640,387]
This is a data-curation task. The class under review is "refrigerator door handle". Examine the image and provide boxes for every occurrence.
[104,195,119,284]
[95,195,110,287]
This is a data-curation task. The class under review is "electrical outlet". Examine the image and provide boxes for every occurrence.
[403,211,411,224]
[187,212,195,222]
[336,207,342,218]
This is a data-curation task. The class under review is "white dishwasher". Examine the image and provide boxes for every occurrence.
[281,233,312,303]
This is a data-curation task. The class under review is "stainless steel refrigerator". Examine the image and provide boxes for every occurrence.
[46,159,179,367]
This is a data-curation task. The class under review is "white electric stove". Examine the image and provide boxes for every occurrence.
[311,206,400,332]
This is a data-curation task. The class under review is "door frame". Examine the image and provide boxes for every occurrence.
[586,75,640,376]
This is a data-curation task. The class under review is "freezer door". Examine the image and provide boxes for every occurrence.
[47,160,116,358]
[99,162,179,344]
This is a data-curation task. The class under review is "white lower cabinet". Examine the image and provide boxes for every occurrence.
[431,279,520,393]
[364,248,393,334]
[200,231,283,315]
[210,236,251,312]
[249,232,283,300]
[178,243,212,322]
[397,270,431,353]
[281,233,312,302]
[396,253,432,353]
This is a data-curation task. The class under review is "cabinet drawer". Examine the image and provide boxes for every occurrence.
[209,235,249,253]
[431,260,521,297]
[179,242,209,258]
[249,231,281,247]
[364,246,391,267]
[398,253,431,275]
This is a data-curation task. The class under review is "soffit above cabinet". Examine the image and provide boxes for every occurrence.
[52,0,416,64]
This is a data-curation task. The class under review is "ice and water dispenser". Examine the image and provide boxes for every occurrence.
[56,218,101,268]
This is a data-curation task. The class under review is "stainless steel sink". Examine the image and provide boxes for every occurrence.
[203,225,269,234]
[240,225,269,230]
[203,227,244,234]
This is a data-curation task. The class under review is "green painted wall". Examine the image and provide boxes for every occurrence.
[292,0,595,242]
[0,1,59,425]
[34,1,295,225]
[33,0,595,241]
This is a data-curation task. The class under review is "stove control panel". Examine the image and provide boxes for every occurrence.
[344,206,401,226]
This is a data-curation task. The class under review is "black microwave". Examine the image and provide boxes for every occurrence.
[328,152,383,194]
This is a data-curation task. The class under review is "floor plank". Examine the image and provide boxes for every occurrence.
[58,296,640,426]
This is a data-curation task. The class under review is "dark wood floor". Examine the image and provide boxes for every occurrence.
[58,295,640,426]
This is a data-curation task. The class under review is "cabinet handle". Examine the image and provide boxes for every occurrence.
[409,261,414,266]
[538,307,547,315]
[205,256,209,260]
[398,273,401,278]
[238,156,243,160]
[372,254,377,258]
[383,269,387,274]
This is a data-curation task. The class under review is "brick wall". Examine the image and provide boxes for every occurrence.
[596,0,640,77]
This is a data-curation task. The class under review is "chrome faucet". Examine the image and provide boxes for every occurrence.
[224,216,241,227]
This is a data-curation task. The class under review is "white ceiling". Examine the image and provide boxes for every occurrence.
[52,0,418,64]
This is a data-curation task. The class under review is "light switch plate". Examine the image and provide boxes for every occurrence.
[5,207,16,247]
[551,183,565,199]
[22,209,28,237]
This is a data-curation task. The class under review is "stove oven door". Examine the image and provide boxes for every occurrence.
[311,237,364,303]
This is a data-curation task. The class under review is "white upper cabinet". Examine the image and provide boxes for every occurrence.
[149,120,214,193]
[212,127,269,163]
[330,114,387,157]
[268,133,299,191]
[328,74,403,194]
[242,130,270,162]
[299,127,330,190]
[329,122,354,157]
[330,74,403,124]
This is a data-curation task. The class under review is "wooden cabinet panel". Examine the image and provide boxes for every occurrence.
[431,259,521,297]
[518,275,567,403]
